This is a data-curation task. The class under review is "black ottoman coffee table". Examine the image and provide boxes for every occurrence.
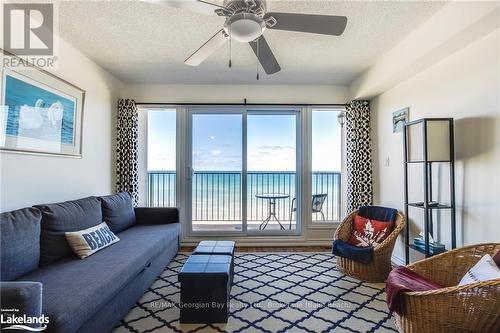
[192,240,235,284]
[178,254,231,323]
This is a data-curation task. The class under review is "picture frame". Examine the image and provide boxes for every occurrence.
[392,107,409,133]
[0,54,85,158]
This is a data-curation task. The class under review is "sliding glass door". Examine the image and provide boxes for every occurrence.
[187,107,300,236]
[247,112,298,233]
[189,112,243,232]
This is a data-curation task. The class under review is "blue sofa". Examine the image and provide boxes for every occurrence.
[0,193,180,333]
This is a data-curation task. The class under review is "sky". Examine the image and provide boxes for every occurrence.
[147,109,341,172]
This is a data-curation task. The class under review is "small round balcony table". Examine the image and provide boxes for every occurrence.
[255,193,290,230]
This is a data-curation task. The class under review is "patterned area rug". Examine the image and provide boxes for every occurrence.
[115,253,397,333]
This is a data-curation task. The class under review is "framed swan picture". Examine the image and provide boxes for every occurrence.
[0,64,85,157]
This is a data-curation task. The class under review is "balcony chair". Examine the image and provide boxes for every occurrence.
[393,243,500,333]
[289,193,328,229]
[333,208,405,282]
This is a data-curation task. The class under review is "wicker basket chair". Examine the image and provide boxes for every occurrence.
[394,243,500,333]
[333,210,406,282]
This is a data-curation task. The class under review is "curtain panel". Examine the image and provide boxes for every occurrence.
[345,100,373,212]
[116,99,139,205]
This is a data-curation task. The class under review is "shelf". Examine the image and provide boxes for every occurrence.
[403,118,456,265]
[405,160,452,164]
[407,203,453,210]
[408,244,447,256]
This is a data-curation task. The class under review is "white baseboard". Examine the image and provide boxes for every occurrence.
[391,254,405,266]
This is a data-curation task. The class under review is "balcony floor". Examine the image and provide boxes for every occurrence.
[192,220,297,232]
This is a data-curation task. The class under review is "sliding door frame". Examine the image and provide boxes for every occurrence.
[186,107,245,237]
[245,107,302,237]
[184,106,302,237]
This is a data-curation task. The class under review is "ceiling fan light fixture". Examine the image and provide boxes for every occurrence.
[225,13,265,43]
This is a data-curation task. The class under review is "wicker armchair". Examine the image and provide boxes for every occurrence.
[333,210,405,282]
[394,243,500,333]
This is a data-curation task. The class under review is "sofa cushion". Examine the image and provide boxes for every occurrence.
[0,208,42,281]
[18,223,180,333]
[34,197,103,266]
[97,192,135,233]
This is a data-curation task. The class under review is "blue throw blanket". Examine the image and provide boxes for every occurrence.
[358,205,397,222]
[332,240,374,264]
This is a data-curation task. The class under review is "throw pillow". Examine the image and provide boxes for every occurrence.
[35,196,103,265]
[97,192,136,233]
[65,222,119,259]
[458,254,500,286]
[348,214,394,247]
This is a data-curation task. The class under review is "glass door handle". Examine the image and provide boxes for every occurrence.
[186,166,194,180]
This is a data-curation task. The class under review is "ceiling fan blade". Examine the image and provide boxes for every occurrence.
[264,13,347,36]
[249,35,281,75]
[144,0,224,16]
[185,29,228,66]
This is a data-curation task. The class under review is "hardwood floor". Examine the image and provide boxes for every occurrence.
[180,246,331,252]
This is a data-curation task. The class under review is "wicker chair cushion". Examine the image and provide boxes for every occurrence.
[386,266,442,315]
[348,214,394,247]
[358,206,397,222]
[332,240,374,264]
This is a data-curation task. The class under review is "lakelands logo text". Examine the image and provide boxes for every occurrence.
[2,3,58,69]
[1,312,49,331]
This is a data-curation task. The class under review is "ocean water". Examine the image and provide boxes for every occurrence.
[148,171,341,222]
[4,75,76,145]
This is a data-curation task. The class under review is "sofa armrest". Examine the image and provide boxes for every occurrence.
[0,281,43,319]
[134,207,179,225]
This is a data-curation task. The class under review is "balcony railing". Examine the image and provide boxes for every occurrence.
[148,171,341,222]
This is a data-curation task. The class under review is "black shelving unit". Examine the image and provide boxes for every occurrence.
[403,118,456,264]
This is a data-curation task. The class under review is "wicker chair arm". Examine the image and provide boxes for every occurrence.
[406,243,500,286]
[333,210,357,242]
[396,275,500,333]
[404,277,500,297]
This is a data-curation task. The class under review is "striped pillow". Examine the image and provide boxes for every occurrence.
[65,222,119,259]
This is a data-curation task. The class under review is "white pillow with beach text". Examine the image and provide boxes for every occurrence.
[65,222,119,259]
[458,254,500,286]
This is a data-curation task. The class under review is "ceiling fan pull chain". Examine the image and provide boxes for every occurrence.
[256,38,260,80]
[229,29,232,68]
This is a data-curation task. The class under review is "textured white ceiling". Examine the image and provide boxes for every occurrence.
[58,0,446,85]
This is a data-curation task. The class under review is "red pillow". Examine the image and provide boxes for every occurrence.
[348,214,394,247]
[493,250,500,268]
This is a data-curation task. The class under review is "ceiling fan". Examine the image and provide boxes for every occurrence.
[149,0,347,76]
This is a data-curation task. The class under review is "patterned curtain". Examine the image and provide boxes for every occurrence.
[345,100,372,212]
[116,99,139,205]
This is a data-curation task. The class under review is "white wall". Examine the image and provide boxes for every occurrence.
[124,84,349,105]
[370,28,500,262]
[0,38,124,212]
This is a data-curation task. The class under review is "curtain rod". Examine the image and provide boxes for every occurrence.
[136,102,348,107]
